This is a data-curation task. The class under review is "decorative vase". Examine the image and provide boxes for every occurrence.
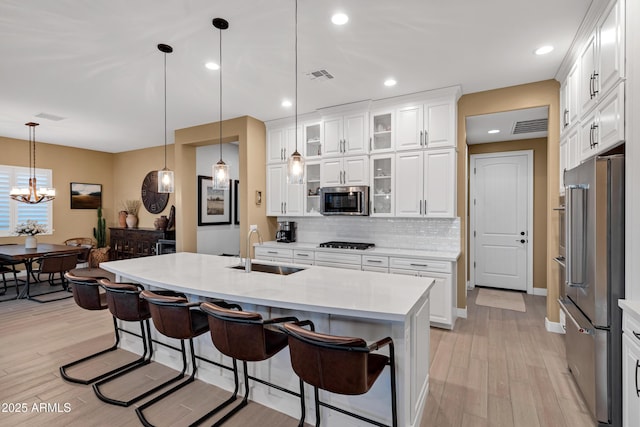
[154,215,168,231]
[24,236,37,249]
[118,210,128,228]
[125,214,138,228]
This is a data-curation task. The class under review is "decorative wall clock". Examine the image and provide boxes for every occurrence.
[141,171,169,214]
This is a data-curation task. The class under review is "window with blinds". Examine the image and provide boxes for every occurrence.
[0,165,54,237]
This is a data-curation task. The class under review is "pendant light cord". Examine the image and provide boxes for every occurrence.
[294,0,298,152]
[219,25,223,161]
[163,51,167,169]
[30,125,34,180]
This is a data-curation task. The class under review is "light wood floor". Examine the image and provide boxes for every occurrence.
[0,287,594,426]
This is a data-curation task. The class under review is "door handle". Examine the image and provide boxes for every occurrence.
[636,360,640,397]
[592,123,598,147]
[424,130,428,146]
[420,130,423,146]
[516,239,527,243]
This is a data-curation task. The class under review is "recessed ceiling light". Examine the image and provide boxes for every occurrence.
[534,45,554,55]
[488,129,500,134]
[331,13,349,25]
[384,78,397,87]
[281,100,292,108]
[205,62,220,70]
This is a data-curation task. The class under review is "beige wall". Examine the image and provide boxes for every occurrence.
[0,135,114,244]
[112,145,176,227]
[468,138,548,291]
[174,116,273,256]
[457,79,561,322]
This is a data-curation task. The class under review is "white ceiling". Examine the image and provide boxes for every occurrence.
[0,0,591,153]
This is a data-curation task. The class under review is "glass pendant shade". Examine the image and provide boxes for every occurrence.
[158,169,174,193]
[287,150,305,184]
[213,159,229,189]
[9,122,55,204]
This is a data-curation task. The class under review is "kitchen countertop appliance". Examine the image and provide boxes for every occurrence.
[558,154,624,426]
[276,221,296,243]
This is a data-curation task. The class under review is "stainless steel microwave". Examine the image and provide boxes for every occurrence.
[320,186,370,216]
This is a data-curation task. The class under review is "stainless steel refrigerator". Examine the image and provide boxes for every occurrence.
[559,154,624,426]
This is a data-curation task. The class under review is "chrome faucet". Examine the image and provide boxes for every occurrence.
[245,226,263,272]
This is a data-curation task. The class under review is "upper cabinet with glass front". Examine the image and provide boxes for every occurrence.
[369,110,394,153]
[304,121,322,159]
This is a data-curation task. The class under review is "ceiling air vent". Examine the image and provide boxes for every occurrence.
[35,112,66,121]
[305,69,334,81]
[512,118,547,134]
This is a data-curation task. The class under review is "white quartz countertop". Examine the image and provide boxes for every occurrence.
[259,241,460,262]
[619,300,640,321]
[101,252,434,322]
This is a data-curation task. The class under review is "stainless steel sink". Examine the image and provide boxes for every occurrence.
[228,263,305,275]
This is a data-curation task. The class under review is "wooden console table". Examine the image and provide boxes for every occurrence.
[109,227,175,260]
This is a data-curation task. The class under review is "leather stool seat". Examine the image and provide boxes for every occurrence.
[283,322,398,427]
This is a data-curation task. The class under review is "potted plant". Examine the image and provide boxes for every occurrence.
[122,199,141,228]
[89,207,110,268]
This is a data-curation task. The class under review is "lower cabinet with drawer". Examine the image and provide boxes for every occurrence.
[390,257,457,329]
[622,310,640,427]
[254,246,293,263]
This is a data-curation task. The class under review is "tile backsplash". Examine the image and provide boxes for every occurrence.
[279,216,460,252]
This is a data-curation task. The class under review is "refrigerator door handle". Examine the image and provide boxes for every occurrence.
[558,299,594,335]
[565,184,587,288]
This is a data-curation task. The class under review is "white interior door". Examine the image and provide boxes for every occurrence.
[471,151,532,292]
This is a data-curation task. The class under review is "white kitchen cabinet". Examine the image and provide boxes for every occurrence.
[320,155,369,187]
[315,251,362,270]
[622,308,640,427]
[322,112,368,157]
[395,148,456,218]
[369,110,394,152]
[389,258,456,329]
[254,246,293,263]
[293,249,314,265]
[579,0,625,118]
[362,255,389,272]
[396,99,455,151]
[597,0,625,101]
[303,121,323,159]
[266,164,303,216]
[579,82,624,161]
[559,127,580,195]
[370,154,394,216]
[267,125,301,164]
[304,162,322,216]
[560,62,580,134]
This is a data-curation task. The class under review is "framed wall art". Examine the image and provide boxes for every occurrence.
[197,175,231,225]
[234,179,240,225]
[70,182,102,209]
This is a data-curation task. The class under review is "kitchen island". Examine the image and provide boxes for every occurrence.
[101,252,434,427]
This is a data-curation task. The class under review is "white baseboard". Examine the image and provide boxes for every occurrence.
[467,280,473,290]
[457,307,467,319]
[532,287,547,296]
[545,317,565,334]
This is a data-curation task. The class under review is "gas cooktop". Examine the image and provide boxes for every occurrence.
[318,241,375,250]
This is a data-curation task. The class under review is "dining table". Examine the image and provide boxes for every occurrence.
[0,243,85,299]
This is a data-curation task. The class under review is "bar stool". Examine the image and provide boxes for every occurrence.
[92,280,185,407]
[137,290,228,427]
[60,273,145,384]
[283,322,398,427]
[197,302,305,426]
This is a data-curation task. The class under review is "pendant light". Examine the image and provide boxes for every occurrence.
[287,0,305,184]
[9,122,56,204]
[212,18,229,190]
[157,43,174,193]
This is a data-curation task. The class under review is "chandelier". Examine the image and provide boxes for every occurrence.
[9,122,56,204]
[212,17,229,190]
